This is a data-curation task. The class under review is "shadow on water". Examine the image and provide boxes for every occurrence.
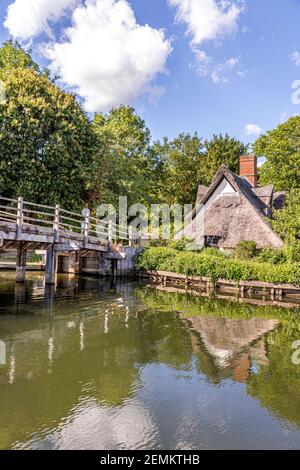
[0,272,300,450]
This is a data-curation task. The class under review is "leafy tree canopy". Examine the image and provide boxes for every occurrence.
[272,189,300,243]
[0,40,40,75]
[202,133,248,186]
[152,133,204,205]
[91,106,156,207]
[254,116,300,191]
[0,67,96,209]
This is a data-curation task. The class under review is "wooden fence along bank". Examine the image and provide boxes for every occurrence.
[140,270,300,307]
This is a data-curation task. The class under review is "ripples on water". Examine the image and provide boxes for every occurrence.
[0,272,300,450]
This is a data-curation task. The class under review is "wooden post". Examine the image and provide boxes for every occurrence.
[271,287,275,301]
[240,285,245,298]
[128,226,133,247]
[16,197,23,239]
[82,208,90,247]
[45,244,57,285]
[16,242,27,283]
[54,204,60,242]
[108,219,113,246]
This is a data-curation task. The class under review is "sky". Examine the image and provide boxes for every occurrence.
[0,0,300,144]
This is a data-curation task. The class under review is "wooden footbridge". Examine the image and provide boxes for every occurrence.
[0,196,137,284]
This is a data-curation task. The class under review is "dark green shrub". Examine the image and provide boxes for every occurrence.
[235,241,257,260]
[285,242,300,263]
[147,239,168,248]
[257,247,287,264]
[167,237,196,251]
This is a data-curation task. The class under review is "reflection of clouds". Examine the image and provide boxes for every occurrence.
[0,340,6,365]
[8,355,16,384]
[79,321,85,352]
[21,399,159,450]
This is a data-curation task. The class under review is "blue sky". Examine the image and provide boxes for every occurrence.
[1,0,300,143]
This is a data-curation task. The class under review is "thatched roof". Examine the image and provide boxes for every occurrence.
[194,165,284,249]
[253,184,274,208]
[196,185,209,204]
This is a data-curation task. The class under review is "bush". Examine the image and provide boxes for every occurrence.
[136,247,300,286]
[285,242,300,263]
[148,239,168,248]
[166,237,196,251]
[257,247,287,264]
[235,241,257,260]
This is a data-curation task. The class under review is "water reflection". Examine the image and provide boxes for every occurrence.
[0,273,299,450]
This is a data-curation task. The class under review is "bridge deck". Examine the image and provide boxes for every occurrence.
[0,219,108,252]
[0,195,133,253]
[0,196,136,284]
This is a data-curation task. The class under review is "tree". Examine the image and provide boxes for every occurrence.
[202,134,248,186]
[91,106,156,207]
[272,189,300,243]
[0,40,40,74]
[0,67,96,209]
[152,133,204,205]
[254,116,300,190]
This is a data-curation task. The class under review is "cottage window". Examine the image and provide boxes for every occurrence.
[204,235,221,248]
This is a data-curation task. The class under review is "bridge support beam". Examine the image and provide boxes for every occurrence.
[45,245,57,285]
[16,243,27,283]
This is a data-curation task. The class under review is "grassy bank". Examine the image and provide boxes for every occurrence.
[136,247,300,286]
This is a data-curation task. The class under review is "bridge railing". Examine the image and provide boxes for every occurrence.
[0,196,140,246]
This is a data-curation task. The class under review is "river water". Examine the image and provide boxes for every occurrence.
[0,272,300,450]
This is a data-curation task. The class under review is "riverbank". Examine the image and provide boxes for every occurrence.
[136,247,300,291]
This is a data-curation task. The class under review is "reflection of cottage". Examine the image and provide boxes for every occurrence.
[183,316,279,383]
[186,155,285,250]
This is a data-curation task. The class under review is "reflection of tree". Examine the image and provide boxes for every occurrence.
[138,285,300,427]
[0,314,142,448]
[0,293,192,449]
[0,280,300,449]
[246,323,300,428]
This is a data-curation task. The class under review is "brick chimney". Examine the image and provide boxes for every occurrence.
[240,154,257,187]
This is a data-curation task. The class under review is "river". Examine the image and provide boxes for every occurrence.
[0,272,300,450]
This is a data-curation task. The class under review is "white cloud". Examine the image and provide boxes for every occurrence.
[290,51,300,66]
[169,0,243,46]
[41,0,172,112]
[4,0,77,40]
[245,123,263,136]
[195,52,241,83]
[168,0,244,83]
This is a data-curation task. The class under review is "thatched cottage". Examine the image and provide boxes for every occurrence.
[185,155,285,250]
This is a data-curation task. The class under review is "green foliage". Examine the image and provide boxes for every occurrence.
[136,247,300,285]
[27,252,43,263]
[235,241,257,260]
[257,247,287,264]
[272,189,300,243]
[0,67,96,209]
[0,40,40,75]
[91,106,155,207]
[284,242,300,263]
[202,133,248,186]
[167,237,196,251]
[148,239,168,248]
[152,132,247,206]
[152,133,204,205]
[254,116,300,191]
